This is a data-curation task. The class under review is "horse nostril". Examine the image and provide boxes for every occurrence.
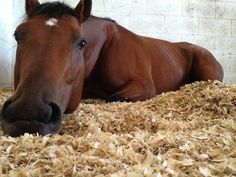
[1,99,13,122]
[2,99,12,112]
[49,103,62,123]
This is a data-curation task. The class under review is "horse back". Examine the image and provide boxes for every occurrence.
[136,36,195,92]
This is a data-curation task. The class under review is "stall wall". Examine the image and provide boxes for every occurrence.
[0,0,235,87]
[0,1,13,87]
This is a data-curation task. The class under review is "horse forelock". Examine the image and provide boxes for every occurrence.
[26,1,118,26]
[27,2,76,19]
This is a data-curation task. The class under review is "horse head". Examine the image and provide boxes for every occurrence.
[0,0,92,136]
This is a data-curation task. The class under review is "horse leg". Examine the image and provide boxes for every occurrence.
[107,80,156,102]
[190,51,224,82]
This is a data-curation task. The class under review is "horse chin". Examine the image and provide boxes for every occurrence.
[1,119,62,137]
[64,90,82,114]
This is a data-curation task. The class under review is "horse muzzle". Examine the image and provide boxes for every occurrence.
[0,98,62,137]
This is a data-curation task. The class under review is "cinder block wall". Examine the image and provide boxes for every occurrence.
[0,1,13,87]
[0,0,235,87]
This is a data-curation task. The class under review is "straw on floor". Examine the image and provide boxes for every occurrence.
[0,81,235,177]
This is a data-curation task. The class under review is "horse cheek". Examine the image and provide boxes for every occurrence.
[65,78,84,113]
[64,66,85,114]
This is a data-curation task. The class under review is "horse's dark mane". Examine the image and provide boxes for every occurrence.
[27,2,76,19]
[92,16,117,24]
[27,1,117,24]
[102,17,117,24]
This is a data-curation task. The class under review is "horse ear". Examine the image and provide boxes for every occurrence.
[75,0,92,24]
[25,0,40,15]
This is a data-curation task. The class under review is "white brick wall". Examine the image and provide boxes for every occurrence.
[0,0,235,86]
[0,1,13,87]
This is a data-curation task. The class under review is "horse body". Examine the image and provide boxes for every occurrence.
[82,17,223,101]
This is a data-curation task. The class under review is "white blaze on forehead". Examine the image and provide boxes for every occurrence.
[45,18,58,26]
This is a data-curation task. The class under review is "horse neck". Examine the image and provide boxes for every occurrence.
[82,16,117,78]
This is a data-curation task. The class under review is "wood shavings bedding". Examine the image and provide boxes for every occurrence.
[0,81,235,177]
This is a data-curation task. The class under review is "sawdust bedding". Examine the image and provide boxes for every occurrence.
[0,81,235,177]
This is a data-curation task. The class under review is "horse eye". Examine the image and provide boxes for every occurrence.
[14,32,20,43]
[77,38,86,50]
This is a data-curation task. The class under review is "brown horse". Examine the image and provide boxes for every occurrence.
[0,0,223,137]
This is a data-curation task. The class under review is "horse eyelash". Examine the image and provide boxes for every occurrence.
[76,38,86,50]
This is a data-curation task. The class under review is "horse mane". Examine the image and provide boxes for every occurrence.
[27,1,117,24]
[27,1,76,19]
[93,16,117,24]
